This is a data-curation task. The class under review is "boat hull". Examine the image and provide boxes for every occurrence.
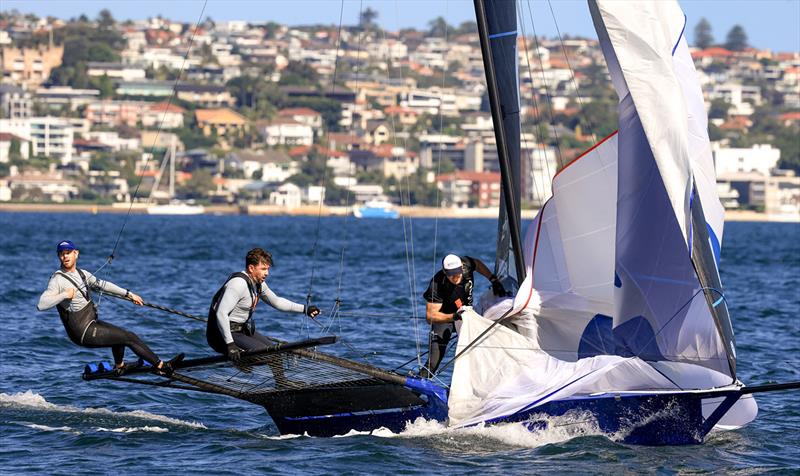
[262,379,448,437]
[485,390,744,445]
[353,207,399,219]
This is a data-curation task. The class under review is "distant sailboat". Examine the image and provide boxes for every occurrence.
[147,136,205,215]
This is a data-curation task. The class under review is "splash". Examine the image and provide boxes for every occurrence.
[95,426,169,433]
[24,423,81,435]
[351,412,607,448]
[0,390,206,429]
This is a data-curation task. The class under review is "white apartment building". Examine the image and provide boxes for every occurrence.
[710,83,762,116]
[87,62,147,81]
[259,119,314,147]
[29,117,74,163]
[712,143,780,177]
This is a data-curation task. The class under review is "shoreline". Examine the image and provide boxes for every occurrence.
[0,202,796,222]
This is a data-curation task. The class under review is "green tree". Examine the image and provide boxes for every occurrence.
[724,25,748,51]
[455,21,478,36]
[178,169,215,199]
[708,98,731,119]
[9,139,22,161]
[97,9,115,30]
[693,18,713,49]
[359,7,378,30]
[279,60,320,87]
[428,17,452,38]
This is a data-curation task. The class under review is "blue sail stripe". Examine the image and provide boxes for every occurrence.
[671,14,687,56]
[489,30,517,39]
[712,296,725,308]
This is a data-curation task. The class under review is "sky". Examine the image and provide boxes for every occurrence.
[3,0,799,52]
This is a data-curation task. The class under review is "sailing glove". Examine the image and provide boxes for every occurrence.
[227,342,243,363]
[306,305,321,319]
[490,276,508,297]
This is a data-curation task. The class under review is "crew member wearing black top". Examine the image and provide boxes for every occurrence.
[420,254,506,378]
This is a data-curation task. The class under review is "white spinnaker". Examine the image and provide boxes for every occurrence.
[591,0,693,243]
[453,136,621,424]
[592,0,735,376]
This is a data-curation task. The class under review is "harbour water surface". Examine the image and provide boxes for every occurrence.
[1,213,798,474]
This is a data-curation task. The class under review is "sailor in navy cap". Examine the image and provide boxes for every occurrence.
[420,253,507,378]
[37,240,181,375]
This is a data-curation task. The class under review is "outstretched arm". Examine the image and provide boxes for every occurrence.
[260,284,305,314]
[85,271,143,305]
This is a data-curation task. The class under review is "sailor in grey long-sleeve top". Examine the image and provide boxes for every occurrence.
[215,273,305,345]
[37,268,130,313]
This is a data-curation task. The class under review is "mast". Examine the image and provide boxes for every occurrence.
[474,0,526,282]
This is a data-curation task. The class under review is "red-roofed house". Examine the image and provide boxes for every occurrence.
[692,47,734,67]
[779,111,800,127]
[142,102,185,129]
[277,107,322,132]
[384,105,418,126]
[436,170,501,208]
[257,118,313,147]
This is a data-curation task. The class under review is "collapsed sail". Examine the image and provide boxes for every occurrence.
[449,0,755,428]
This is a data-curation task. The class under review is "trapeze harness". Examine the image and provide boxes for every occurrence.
[55,270,98,345]
[207,272,262,354]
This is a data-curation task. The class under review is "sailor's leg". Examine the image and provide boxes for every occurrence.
[233,331,289,384]
[83,320,161,367]
[423,322,455,376]
[112,345,125,366]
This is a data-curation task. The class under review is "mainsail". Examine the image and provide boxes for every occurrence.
[475,0,524,285]
[449,0,756,429]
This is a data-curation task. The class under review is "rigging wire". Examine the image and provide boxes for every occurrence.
[546,0,598,143]
[304,0,347,338]
[516,1,549,208]
[95,0,209,278]
[523,0,564,171]
[430,0,450,281]
[386,0,423,365]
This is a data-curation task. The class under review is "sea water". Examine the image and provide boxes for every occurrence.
[1,212,798,474]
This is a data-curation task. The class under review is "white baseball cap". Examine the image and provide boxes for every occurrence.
[442,254,463,276]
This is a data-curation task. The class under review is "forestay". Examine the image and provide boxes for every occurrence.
[449,0,756,428]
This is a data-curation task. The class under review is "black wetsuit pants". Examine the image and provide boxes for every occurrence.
[423,320,462,377]
[59,303,160,366]
[209,326,290,384]
[82,320,161,367]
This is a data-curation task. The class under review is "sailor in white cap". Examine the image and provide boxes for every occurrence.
[420,253,506,378]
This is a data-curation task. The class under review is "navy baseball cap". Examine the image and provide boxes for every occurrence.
[56,240,78,252]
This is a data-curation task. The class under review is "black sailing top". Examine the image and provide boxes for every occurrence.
[423,256,478,314]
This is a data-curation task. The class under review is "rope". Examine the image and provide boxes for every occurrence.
[96,0,209,278]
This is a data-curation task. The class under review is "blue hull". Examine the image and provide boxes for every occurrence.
[355,208,399,219]
[486,390,741,445]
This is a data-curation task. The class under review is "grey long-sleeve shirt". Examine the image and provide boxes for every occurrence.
[216,273,305,345]
[37,268,129,313]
